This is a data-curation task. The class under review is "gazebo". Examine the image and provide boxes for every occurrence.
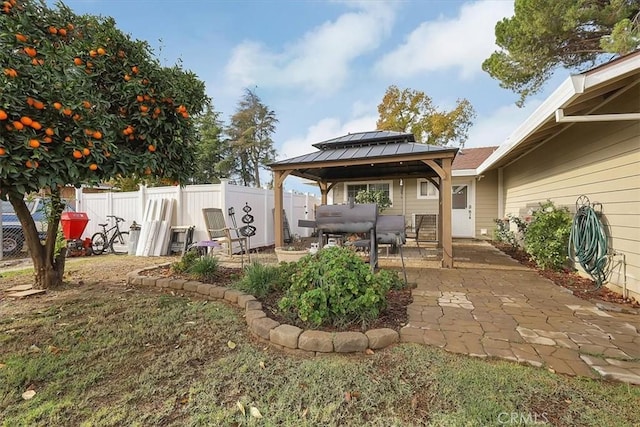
[268,131,459,267]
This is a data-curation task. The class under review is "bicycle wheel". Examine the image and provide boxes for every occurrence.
[110,231,130,255]
[91,232,107,255]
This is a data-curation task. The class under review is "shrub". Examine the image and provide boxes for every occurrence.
[524,200,572,270]
[187,256,220,282]
[278,246,394,328]
[171,250,200,274]
[493,214,528,248]
[236,262,287,298]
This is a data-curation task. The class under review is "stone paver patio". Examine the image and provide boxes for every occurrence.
[399,241,640,385]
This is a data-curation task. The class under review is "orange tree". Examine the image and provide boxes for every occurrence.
[0,0,208,288]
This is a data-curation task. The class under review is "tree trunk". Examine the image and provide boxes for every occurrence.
[9,191,66,289]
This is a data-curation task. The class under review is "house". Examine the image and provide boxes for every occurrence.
[477,50,640,300]
[328,145,498,239]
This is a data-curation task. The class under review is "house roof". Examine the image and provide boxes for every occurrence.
[478,50,640,174]
[452,146,498,170]
[269,130,458,182]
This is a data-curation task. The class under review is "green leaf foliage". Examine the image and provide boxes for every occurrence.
[524,200,573,271]
[278,247,399,328]
[482,0,640,106]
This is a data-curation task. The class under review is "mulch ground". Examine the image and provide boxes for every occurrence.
[491,242,640,309]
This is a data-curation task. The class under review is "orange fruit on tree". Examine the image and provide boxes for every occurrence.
[67,23,74,30]
[30,121,42,130]
[72,150,82,159]
[73,57,83,66]
[53,102,62,110]
[92,130,102,139]
[124,74,131,82]
[15,33,27,42]
[89,163,98,171]
[73,113,81,121]
[0,109,7,120]
[97,47,106,55]
[64,136,72,142]
[23,47,37,57]
[26,160,39,169]
[4,68,17,77]
[131,65,139,74]
[139,105,149,113]
[48,26,57,34]
[45,127,54,136]
[62,108,72,116]
[58,28,67,37]
[27,97,34,106]
[82,100,91,109]
[28,139,40,148]
[82,147,90,156]
[89,49,97,57]
[12,121,24,130]
[43,136,52,143]
[148,144,156,152]
[0,147,6,156]
[136,95,144,102]
[20,116,33,126]
[33,100,45,110]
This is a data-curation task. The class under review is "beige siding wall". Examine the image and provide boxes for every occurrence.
[501,93,640,298]
[475,169,499,239]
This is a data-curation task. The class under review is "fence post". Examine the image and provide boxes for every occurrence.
[138,184,147,223]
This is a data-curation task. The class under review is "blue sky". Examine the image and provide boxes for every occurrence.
[63,0,563,192]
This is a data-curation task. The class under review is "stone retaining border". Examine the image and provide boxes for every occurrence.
[127,266,399,355]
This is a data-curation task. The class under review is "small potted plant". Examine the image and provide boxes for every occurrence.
[274,238,310,263]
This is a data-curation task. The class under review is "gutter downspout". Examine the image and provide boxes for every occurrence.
[498,167,504,220]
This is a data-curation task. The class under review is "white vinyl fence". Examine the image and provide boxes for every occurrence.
[75,180,320,254]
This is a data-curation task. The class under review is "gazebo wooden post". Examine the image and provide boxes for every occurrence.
[319,181,329,205]
[440,158,453,268]
[423,158,454,268]
[273,170,290,248]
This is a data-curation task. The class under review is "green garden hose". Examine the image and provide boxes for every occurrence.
[568,196,608,288]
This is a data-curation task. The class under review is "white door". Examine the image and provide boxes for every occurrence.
[452,183,473,237]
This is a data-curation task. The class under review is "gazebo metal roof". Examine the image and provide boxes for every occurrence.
[269,130,459,268]
[269,131,458,182]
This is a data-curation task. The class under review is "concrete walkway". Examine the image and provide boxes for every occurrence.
[400,240,640,384]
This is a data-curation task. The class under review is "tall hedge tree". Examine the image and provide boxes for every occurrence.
[376,85,475,147]
[482,0,640,106]
[0,0,208,288]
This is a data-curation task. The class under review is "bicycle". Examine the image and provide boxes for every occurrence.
[91,215,130,255]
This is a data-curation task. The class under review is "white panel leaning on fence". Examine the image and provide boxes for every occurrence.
[76,180,321,256]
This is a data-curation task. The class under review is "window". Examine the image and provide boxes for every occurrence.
[344,182,392,205]
[417,179,438,199]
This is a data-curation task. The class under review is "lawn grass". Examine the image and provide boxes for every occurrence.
[1,283,639,426]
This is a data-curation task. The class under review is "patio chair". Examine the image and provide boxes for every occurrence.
[202,208,249,261]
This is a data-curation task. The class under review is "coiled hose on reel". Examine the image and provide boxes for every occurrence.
[568,195,608,288]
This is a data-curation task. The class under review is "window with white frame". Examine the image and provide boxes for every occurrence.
[344,182,392,205]
[417,179,439,199]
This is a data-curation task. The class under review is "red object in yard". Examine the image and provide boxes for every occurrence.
[60,212,89,240]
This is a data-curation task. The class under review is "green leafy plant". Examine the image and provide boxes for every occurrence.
[171,250,200,274]
[355,189,391,212]
[493,214,528,248]
[187,256,220,282]
[278,247,395,328]
[524,200,573,270]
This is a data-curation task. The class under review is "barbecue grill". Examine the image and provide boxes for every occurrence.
[315,203,378,269]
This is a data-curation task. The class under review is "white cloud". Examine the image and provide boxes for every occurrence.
[466,99,543,148]
[376,0,514,79]
[225,2,397,95]
[278,114,378,160]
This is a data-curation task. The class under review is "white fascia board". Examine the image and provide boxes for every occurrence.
[477,76,584,174]
[478,54,640,175]
[453,169,477,177]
